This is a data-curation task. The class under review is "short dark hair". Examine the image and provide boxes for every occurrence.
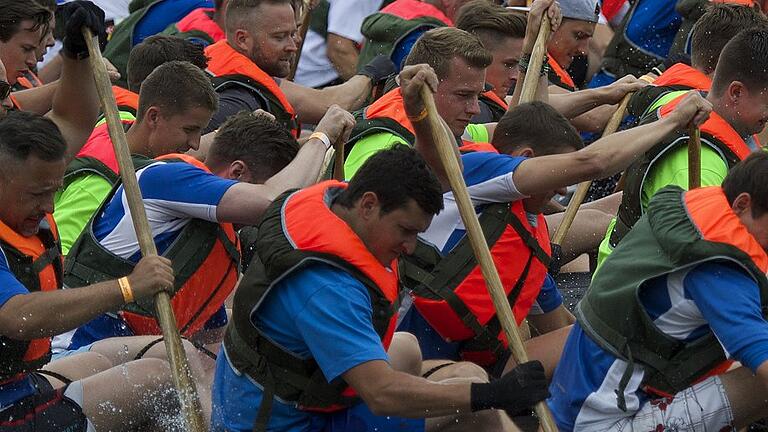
[0,0,51,42]
[136,61,219,121]
[225,0,292,33]
[34,0,57,12]
[336,146,443,216]
[711,26,768,97]
[206,111,299,183]
[455,1,526,50]
[405,27,493,80]
[492,102,583,155]
[214,0,226,10]
[0,111,66,163]
[127,35,209,92]
[723,151,768,218]
[690,4,767,75]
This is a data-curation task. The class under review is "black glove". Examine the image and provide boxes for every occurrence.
[470,361,549,413]
[359,55,397,85]
[58,1,107,59]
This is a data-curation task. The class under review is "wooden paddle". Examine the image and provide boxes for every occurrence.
[419,87,558,431]
[288,0,312,81]
[82,29,207,432]
[551,93,632,247]
[688,125,701,189]
[519,15,551,104]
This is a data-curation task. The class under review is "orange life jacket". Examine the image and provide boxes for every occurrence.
[380,0,453,25]
[63,153,241,337]
[479,89,509,122]
[205,40,300,137]
[63,120,134,186]
[175,7,225,43]
[652,63,711,90]
[403,147,552,366]
[225,181,400,416]
[547,54,576,91]
[0,215,61,382]
[112,86,139,114]
[16,72,43,89]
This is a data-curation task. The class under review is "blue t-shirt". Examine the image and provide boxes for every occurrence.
[0,246,38,408]
[548,262,768,430]
[53,161,237,353]
[211,263,390,431]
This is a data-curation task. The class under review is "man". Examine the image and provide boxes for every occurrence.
[204,0,396,135]
[212,143,549,432]
[549,151,768,431]
[398,91,712,379]
[116,34,210,116]
[626,4,767,121]
[164,0,229,46]
[546,0,601,92]
[59,92,355,353]
[1,0,102,154]
[0,110,182,432]
[294,0,383,88]
[344,26,492,178]
[454,0,526,122]
[598,26,768,266]
[54,61,216,256]
[356,0,470,71]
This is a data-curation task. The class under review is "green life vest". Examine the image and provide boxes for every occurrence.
[578,185,768,405]
[356,12,447,71]
[609,93,749,248]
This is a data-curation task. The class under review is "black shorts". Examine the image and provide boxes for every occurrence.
[0,373,90,432]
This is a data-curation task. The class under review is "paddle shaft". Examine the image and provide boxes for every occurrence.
[419,87,558,432]
[333,139,345,181]
[288,0,312,81]
[552,92,633,246]
[82,29,207,432]
[519,16,550,104]
[688,125,701,189]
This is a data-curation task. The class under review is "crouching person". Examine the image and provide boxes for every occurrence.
[0,111,180,431]
[212,146,549,431]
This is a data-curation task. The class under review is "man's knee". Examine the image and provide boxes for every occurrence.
[389,332,423,376]
[427,361,489,385]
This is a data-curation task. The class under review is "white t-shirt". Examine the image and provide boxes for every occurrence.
[294,0,382,87]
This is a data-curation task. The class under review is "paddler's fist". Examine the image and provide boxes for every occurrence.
[600,74,649,105]
[57,1,107,59]
[528,0,562,37]
[399,64,439,119]
[127,256,175,300]
[315,105,355,148]
[667,90,712,130]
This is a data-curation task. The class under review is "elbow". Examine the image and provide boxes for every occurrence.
[360,383,400,417]
[576,150,609,180]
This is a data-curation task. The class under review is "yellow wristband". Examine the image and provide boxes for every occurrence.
[407,107,428,123]
[118,277,134,303]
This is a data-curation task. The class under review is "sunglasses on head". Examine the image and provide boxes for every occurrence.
[0,81,10,100]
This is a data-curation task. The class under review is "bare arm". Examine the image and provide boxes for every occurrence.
[512,91,711,197]
[344,360,473,417]
[280,75,372,124]
[326,33,359,81]
[46,54,100,163]
[12,81,59,114]
[0,256,173,340]
[216,106,355,224]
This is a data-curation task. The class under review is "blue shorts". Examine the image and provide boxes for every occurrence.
[318,402,425,432]
[51,343,94,361]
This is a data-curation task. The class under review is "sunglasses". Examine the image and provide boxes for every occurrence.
[0,81,10,100]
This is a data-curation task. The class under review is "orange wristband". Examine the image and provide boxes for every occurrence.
[118,277,133,303]
[407,107,428,122]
